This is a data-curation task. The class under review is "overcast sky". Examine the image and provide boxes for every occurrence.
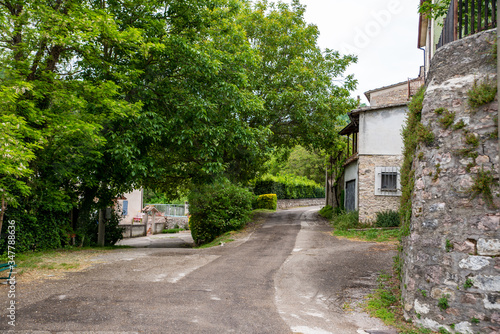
[275,0,424,104]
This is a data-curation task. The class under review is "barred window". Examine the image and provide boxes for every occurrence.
[381,172,398,191]
[375,167,401,196]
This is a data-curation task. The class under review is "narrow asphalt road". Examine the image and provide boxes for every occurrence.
[0,207,396,333]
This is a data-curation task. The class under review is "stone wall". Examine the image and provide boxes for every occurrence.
[369,77,425,107]
[401,29,500,333]
[277,198,325,210]
[358,155,403,223]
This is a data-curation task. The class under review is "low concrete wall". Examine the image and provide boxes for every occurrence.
[277,198,325,210]
[121,224,147,238]
[121,216,189,238]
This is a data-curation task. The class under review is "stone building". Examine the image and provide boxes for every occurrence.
[339,72,424,223]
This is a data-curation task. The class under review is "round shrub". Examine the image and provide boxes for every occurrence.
[188,179,254,246]
[254,194,277,210]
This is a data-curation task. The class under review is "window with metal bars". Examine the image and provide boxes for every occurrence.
[381,172,398,191]
[375,167,401,196]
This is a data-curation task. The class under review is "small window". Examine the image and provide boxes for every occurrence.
[375,167,401,196]
[122,200,128,216]
[381,172,398,191]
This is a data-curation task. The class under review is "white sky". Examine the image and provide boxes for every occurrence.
[276,0,424,105]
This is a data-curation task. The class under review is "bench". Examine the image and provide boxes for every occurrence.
[0,263,16,280]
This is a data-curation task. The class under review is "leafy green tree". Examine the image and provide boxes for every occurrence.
[265,145,327,185]
[0,0,143,247]
[240,0,358,151]
[0,0,358,250]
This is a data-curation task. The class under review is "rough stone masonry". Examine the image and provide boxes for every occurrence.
[402,29,500,334]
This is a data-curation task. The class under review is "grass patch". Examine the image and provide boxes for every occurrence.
[331,210,362,230]
[251,209,276,214]
[318,205,334,220]
[333,228,400,243]
[365,272,436,334]
[162,228,185,234]
[0,246,130,282]
[195,231,235,249]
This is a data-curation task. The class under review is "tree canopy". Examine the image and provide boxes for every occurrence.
[0,0,357,250]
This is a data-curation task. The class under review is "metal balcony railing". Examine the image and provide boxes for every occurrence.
[437,0,497,49]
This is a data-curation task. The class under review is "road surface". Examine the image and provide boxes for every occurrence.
[0,206,397,333]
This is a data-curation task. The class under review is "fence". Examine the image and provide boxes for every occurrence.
[145,204,187,217]
[437,0,497,49]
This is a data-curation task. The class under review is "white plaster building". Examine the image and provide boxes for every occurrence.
[117,189,144,224]
[339,74,424,223]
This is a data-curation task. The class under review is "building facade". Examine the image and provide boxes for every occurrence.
[339,72,424,223]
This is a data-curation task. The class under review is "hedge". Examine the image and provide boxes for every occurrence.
[254,173,324,199]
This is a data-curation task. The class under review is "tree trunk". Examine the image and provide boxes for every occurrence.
[98,209,105,246]
[0,193,6,237]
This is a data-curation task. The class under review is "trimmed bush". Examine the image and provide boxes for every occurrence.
[188,179,254,246]
[254,173,324,199]
[375,210,400,228]
[254,194,277,210]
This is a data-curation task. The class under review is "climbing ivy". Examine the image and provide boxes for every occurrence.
[400,86,426,238]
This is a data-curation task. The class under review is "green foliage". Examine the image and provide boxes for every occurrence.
[334,228,400,243]
[438,327,451,334]
[0,0,357,253]
[464,277,474,289]
[254,173,324,199]
[452,119,466,130]
[331,210,359,231]
[265,146,327,185]
[465,133,480,147]
[188,179,254,246]
[319,205,334,220]
[445,239,454,252]
[400,86,426,237]
[469,167,497,209]
[416,123,435,146]
[195,231,235,249]
[438,294,450,311]
[162,228,184,234]
[419,289,428,297]
[81,209,125,247]
[468,78,498,108]
[375,210,400,228]
[144,189,187,205]
[241,1,358,151]
[0,207,71,253]
[365,271,436,334]
[471,317,480,324]
[434,107,446,115]
[419,0,452,20]
[438,110,456,129]
[433,163,442,182]
[254,194,277,211]
[366,275,398,326]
